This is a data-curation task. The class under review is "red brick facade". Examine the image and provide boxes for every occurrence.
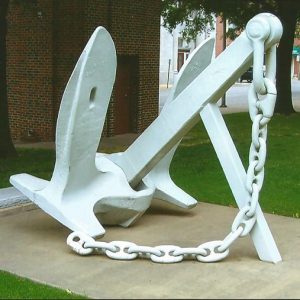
[6,0,160,142]
[293,37,300,78]
[215,16,232,57]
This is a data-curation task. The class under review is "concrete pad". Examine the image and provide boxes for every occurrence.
[0,200,299,299]
[0,187,29,209]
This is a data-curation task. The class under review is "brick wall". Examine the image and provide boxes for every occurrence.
[7,0,54,141]
[108,0,160,133]
[52,0,85,126]
[215,16,232,57]
[293,37,300,78]
[7,0,160,141]
[83,0,161,135]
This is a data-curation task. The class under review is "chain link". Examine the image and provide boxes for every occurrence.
[66,26,277,264]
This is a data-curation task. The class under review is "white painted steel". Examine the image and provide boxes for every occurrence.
[10,27,154,237]
[111,14,282,188]
[109,37,215,209]
[10,13,283,263]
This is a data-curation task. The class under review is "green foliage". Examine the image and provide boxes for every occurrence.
[161,0,300,40]
[0,270,87,299]
[295,21,300,38]
[161,0,300,115]
[161,0,215,41]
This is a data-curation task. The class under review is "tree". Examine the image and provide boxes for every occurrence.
[161,0,300,115]
[0,0,17,158]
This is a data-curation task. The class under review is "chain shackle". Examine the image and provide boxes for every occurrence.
[105,241,139,260]
[265,45,277,81]
[67,231,95,255]
[150,245,183,263]
[251,115,267,149]
[231,206,257,237]
[244,12,278,245]
[246,16,270,95]
[248,78,277,124]
[196,241,229,263]
[246,183,260,218]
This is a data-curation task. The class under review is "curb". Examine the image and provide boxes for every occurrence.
[0,187,30,208]
[0,187,39,216]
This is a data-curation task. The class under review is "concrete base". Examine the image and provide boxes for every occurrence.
[0,187,30,209]
[0,199,299,299]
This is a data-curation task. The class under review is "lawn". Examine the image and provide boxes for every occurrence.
[0,270,87,299]
[1,112,299,217]
[171,112,300,218]
[0,148,55,189]
[0,111,299,298]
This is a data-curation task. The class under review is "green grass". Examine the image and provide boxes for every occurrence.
[1,112,299,218]
[0,270,87,299]
[170,112,300,218]
[0,112,299,298]
[0,148,55,189]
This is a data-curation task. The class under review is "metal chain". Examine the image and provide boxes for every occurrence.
[66,36,277,264]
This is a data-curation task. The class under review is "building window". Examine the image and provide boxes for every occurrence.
[177,49,190,71]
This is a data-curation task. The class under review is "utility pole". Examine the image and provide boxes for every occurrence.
[220,14,227,108]
[167,59,171,88]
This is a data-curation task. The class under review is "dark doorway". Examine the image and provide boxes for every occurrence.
[114,55,138,135]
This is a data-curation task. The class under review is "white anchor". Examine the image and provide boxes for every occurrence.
[11,13,282,263]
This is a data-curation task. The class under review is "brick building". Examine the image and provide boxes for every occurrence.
[215,16,230,57]
[6,0,161,142]
[292,38,300,79]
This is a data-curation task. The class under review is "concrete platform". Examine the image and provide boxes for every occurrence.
[0,187,29,209]
[0,200,299,299]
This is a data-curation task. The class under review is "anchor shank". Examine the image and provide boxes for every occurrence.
[112,13,282,188]
[112,32,255,187]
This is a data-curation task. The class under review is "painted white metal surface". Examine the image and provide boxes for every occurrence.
[11,13,283,263]
[135,37,215,209]
[200,103,281,263]
[111,14,282,188]
[10,27,154,237]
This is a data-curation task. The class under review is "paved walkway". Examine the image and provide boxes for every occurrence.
[160,80,300,113]
[1,84,300,298]
[0,200,300,299]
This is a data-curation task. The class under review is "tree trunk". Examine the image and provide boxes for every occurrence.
[0,0,17,158]
[274,0,298,114]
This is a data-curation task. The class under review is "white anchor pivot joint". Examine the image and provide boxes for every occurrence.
[11,13,283,263]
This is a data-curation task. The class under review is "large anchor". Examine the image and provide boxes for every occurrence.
[10,13,282,263]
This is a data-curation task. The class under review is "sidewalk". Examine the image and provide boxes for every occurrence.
[14,133,140,153]
[159,80,300,113]
[0,200,300,299]
[1,85,300,298]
